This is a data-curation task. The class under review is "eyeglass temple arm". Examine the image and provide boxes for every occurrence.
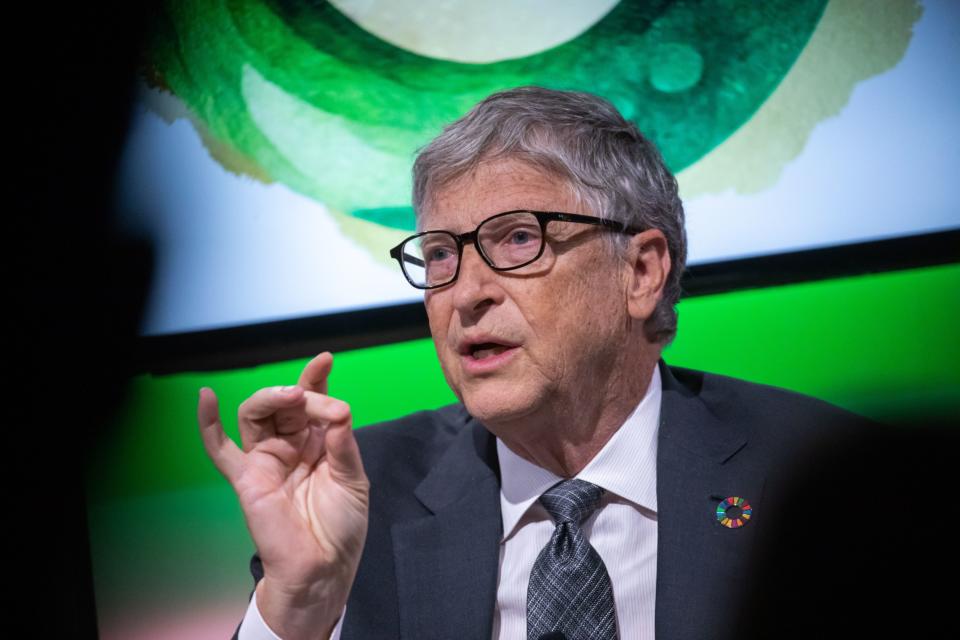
[390,244,428,268]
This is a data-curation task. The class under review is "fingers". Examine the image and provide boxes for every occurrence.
[302,393,366,484]
[298,352,334,395]
[271,390,350,439]
[303,392,351,426]
[212,360,364,486]
[235,385,305,449]
[197,387,244,482]
[239,385,305,421]
[300,423,327,468]
[235,381,349,453]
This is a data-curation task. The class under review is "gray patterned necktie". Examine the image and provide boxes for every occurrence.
[526,478,618,640]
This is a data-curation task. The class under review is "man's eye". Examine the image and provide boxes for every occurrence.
[508,229,535,244]
[510,230,530,244]
[427,247,452,261]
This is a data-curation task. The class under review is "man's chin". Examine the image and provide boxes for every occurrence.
[460,385,541,426]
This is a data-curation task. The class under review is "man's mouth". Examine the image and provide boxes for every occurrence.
[458,335,520,362]
[469,343,512,360]
[457,337,521,373]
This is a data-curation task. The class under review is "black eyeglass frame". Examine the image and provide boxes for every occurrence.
[388,209,646,290]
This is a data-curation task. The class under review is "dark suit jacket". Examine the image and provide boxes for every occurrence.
[235,361,869,639]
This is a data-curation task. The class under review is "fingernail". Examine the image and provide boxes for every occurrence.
[280,385,297,393]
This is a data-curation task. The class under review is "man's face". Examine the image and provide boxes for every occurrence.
[422,158,632,427]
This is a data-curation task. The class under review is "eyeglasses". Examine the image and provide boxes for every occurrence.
[389,209,645,289]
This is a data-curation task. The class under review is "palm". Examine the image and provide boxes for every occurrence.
[236,422,368,587]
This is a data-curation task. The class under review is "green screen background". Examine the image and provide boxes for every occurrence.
[87,262,959,638]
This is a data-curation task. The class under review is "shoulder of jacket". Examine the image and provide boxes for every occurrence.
[668,363,856,412]
[665,362,874,443]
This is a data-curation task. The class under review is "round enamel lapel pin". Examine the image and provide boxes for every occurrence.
[716,496,752,528]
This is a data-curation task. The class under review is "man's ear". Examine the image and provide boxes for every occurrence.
[624,229,671,321]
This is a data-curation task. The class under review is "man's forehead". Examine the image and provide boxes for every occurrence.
[418,159,580,231]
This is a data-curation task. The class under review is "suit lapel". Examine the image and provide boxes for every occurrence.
[655,361,766,640]
[392,417,502,640]
[389,362,764,639]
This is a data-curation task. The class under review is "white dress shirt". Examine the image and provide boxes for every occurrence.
[493,365,660,639]
[240,366,661,639]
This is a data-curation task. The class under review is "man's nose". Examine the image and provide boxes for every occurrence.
[451,242,503,318]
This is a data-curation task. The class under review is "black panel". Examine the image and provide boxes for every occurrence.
[137,228,959,374]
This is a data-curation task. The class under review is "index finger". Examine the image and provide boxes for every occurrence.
[298,352,334,395]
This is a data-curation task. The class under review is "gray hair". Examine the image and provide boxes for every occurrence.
[412,86,687,344]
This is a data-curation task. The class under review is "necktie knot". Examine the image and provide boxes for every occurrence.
[539,478,604,527]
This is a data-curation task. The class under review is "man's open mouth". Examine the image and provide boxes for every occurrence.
[469,343,513,360]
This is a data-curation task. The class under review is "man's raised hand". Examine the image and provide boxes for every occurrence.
[197,352,369,640]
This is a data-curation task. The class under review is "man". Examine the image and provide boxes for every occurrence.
[198,86,866,639]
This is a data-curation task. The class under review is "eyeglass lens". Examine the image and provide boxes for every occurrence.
[401,211,545,287]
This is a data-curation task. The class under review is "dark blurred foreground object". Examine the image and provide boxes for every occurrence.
[735,416,959,639]
[11,2,156,637]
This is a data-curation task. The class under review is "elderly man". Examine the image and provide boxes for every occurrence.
[198,86,862,640]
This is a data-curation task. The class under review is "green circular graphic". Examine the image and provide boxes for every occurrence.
[144,0,827,235]
[649,42,703,92]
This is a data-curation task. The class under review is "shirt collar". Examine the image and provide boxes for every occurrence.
[497,365,661,541]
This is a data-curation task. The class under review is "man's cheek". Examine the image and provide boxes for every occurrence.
[523,341,559,385]
[436,350,464,399]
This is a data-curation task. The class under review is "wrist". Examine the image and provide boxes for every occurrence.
[256,577,346,640]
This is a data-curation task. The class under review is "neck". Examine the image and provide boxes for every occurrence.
[489,350,660,478]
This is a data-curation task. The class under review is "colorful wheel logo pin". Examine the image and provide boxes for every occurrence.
[716,496,752,528]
